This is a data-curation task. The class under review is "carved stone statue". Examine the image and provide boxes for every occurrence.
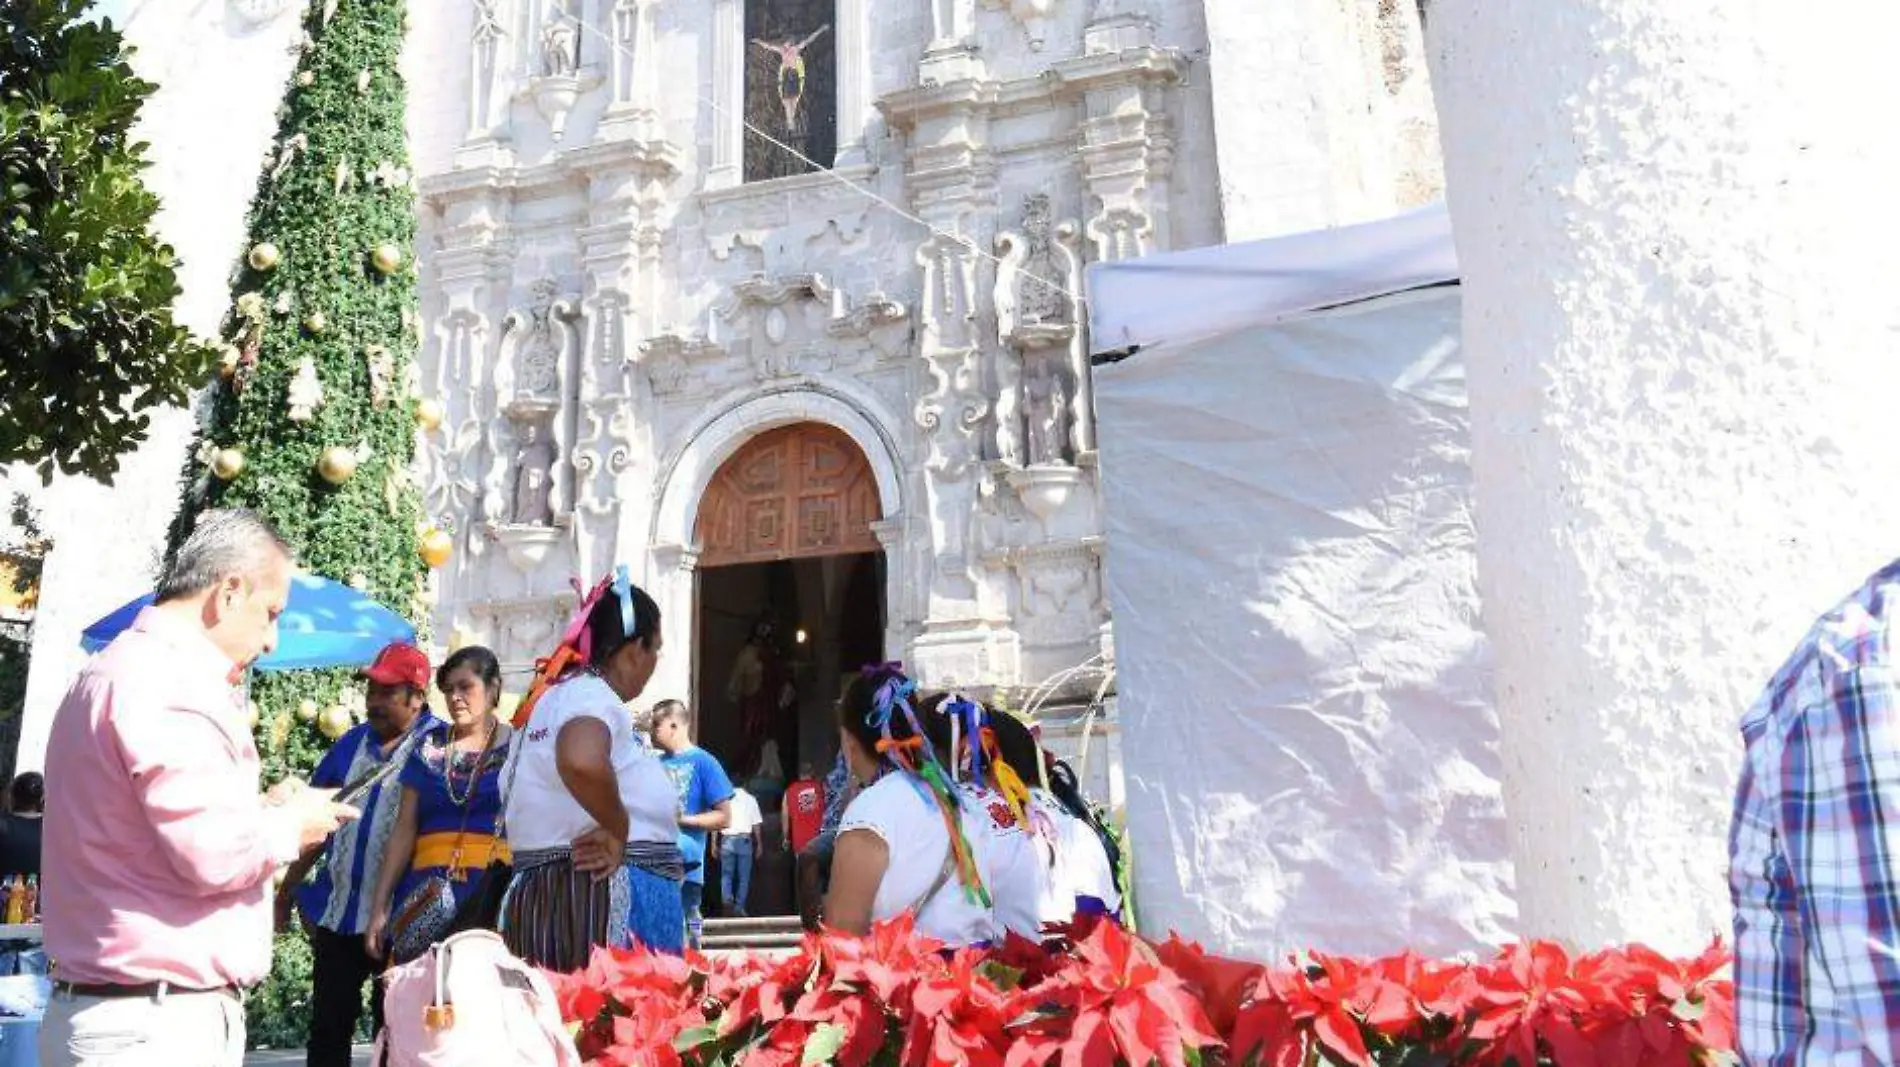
[931,0,973,43]
[515,281,563,399]
[510,419,556,525]
[541,1,579,77]
[1016,194,1073,327]
[469,0,508,134]
[1026,364,1070,467]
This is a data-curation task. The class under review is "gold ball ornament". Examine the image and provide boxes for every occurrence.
[297,699,320,722]
[415,397,445,432]
[316,446,359,485]
[211,448,246,481]
[244,701,261,731]
[370,244,403,275]
[420,527,454,569]
[248,242,281,272]
[297,70,315,87]
[218,345,241,379]
[302,310,327,334]
[317,704,353,741]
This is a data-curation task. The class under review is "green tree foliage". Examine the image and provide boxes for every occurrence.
[0,0,214,482]
[160,0,425,1045]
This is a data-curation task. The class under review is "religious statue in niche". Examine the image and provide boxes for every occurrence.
[510,418,558,526]
[1015,195,1074,328]
[514,281,565,400]
[541,0,580,77]
[743,0,837,182]
[1025,362,1071,467]
[726,617,797,778]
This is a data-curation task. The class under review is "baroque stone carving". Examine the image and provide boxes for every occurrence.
[469,0,509,137]
[503,280,577,403]
[509,418,557,525]
[638,333,723,396]
[997,195,1088,466]
[540,1,579,76]
[982,0,1057,52]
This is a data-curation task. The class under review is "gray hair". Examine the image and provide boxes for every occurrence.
[155,509,293,603]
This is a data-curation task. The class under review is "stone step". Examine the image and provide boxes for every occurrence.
[702,929,805,952]
[702,915,803,937]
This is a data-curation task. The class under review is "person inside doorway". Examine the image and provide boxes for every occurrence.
[726,618,795,778]
[282,642,439,1067]
[719,785,764,917]
[651,701,733,948]
[499,568,683,971]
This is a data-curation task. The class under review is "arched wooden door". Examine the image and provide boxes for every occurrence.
[694,423,882,568]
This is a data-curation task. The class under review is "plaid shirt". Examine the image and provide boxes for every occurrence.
[1732,558,1900,1067]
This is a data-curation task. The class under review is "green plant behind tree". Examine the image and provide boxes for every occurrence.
[0,0,214,483]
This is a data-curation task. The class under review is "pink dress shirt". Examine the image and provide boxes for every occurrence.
[41,607,299,988]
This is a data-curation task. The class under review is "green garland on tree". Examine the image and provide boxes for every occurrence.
[162,0,429,1047]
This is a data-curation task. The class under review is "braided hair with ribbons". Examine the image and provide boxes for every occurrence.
[511,564,660,729]
[840,664,990,908]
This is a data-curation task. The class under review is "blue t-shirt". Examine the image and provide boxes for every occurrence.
[661,746,733,885]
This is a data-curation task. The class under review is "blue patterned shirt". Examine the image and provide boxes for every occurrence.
[821,752,850,837]
[1732,559,1900,1066]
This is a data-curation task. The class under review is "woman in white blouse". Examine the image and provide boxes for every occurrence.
[498,568,684,970]
[823,666,1046,947]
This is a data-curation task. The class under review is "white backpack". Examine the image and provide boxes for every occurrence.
[375,929,582,1067]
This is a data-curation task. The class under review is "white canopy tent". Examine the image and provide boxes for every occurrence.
[1085,205,1518,960]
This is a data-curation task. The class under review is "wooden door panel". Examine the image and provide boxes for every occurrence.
[696,423,882,567]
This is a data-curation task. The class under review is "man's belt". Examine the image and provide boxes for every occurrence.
[55,980,239,1001]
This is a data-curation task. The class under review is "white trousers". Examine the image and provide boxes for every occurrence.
[38,988,245,1067]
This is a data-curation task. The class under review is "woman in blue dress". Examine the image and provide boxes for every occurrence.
[365,645,512,962]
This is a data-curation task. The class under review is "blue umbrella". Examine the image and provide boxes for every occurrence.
[79,572,417,670]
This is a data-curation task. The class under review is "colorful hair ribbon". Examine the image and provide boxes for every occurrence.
[861,665,990,907]
[511,568,639,729]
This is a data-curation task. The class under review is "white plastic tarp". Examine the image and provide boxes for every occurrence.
[1088,219,1516,961]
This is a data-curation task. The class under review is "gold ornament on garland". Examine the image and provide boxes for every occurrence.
[303,310,327,334]
[415,397,445,432]
[317,704,352,741]
[316,445,359,485]
[244,701,262,731]
[247,242,281,272]
[211,448,246,481]
[297,699,320,722]
[420,526,454,569]
[297,70,314,87]
[370,244,403,275]
[217,345,241,380]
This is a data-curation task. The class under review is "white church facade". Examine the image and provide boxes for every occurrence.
[16,0,1441,790]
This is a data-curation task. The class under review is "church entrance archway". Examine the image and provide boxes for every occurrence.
[690,422,886,919]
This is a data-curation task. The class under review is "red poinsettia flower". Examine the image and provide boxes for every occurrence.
[1229,953,1414,1067]
[824,913,945,1012]
[1007,920,1221,1067]
[1455,941,1598,1067]
[1149,934,1264,1038]
[903,947,1013,1067]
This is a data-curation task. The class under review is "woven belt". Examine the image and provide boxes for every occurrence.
[56,980,239,1002]
[513,841,685,882]
[412,832,511,872]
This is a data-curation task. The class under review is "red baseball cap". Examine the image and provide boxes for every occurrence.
[362,642,431,690]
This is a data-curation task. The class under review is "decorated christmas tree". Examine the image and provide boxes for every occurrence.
[162,0,439,1045]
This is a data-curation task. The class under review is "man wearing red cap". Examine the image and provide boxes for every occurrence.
[278,642,439,1067]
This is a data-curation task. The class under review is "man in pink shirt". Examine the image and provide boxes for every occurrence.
[38,509,358,1067]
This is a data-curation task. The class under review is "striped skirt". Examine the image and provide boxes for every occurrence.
[498,843,686,973]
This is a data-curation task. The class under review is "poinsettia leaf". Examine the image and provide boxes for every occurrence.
[676,1024,722,1052]
[805,1022,848,1066]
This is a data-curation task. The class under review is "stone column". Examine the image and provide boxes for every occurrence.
[1426,0,1900,951]
[648,544,700,703]
[707,0,745,190]
[833,0,872,168]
